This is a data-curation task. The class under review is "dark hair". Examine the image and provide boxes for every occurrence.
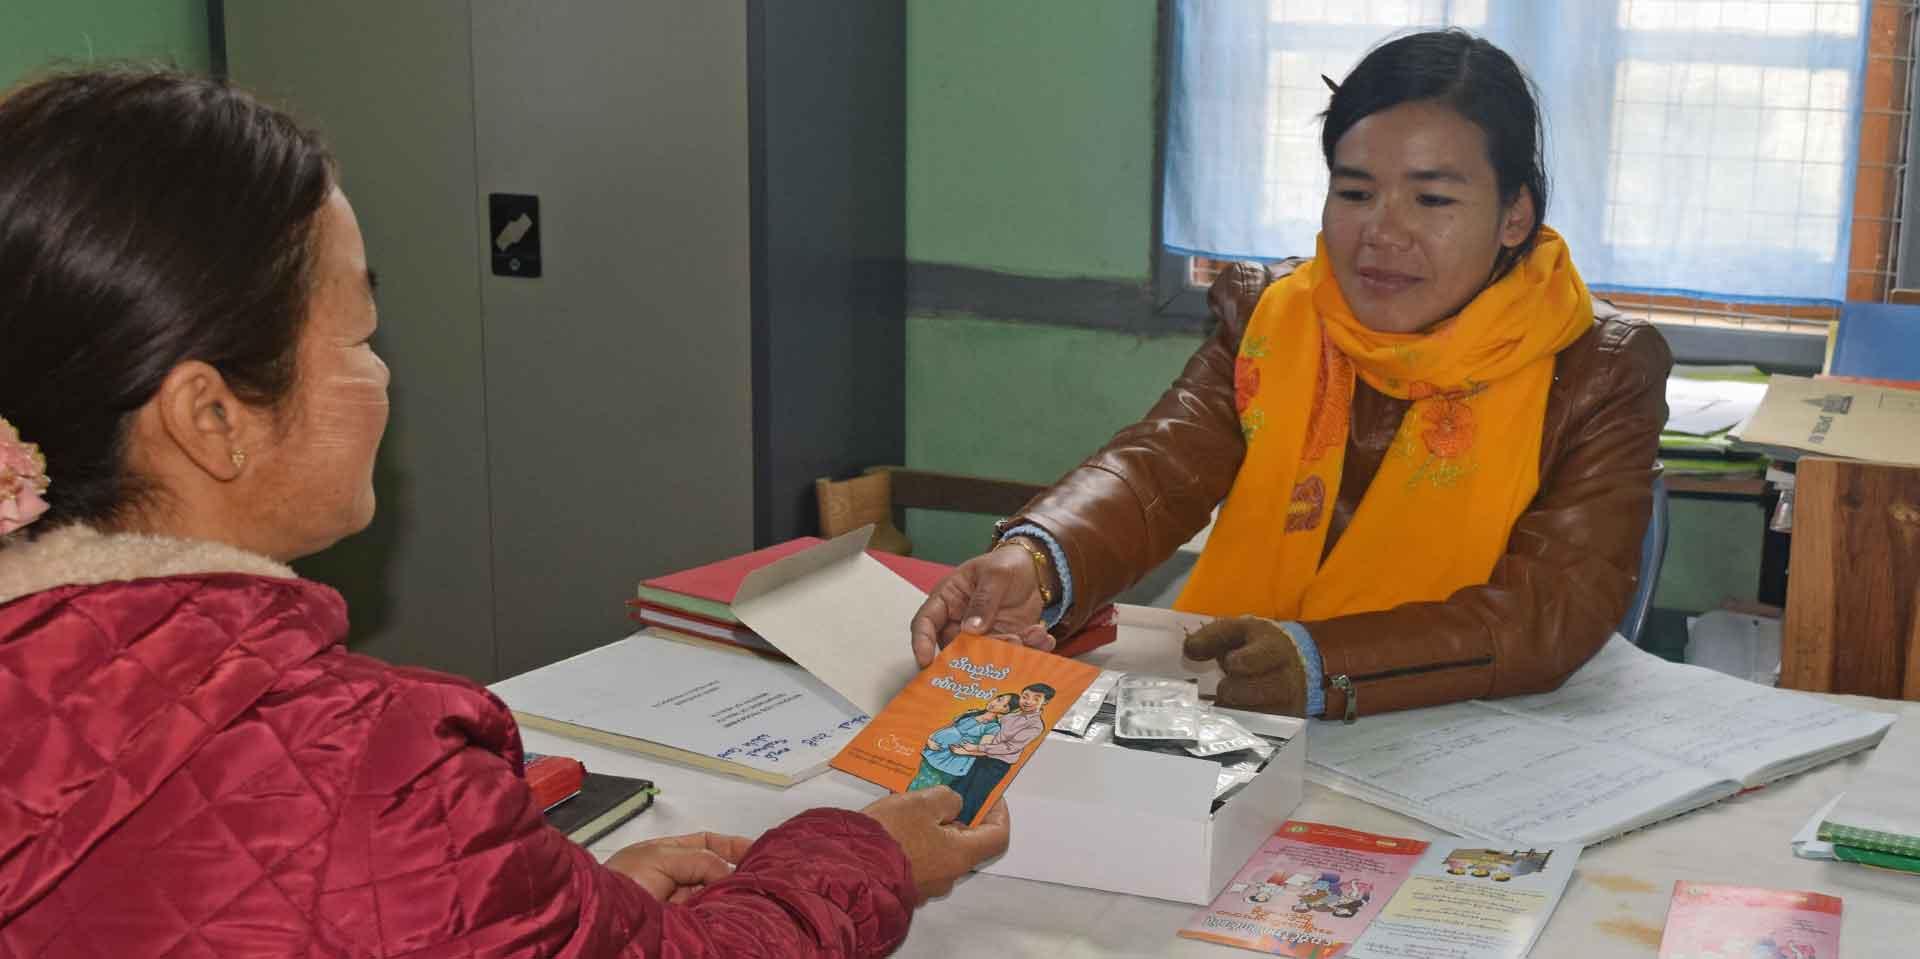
[0,68,335,530]
[1322,30,1547,279]
[1021,683,1057,701]
[955,691,1019,724]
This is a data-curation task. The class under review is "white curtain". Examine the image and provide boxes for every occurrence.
[1163,0,1873,303]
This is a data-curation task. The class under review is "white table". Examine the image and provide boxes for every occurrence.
[520,616,1920,957]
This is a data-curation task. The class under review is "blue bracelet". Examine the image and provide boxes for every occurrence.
[1273,620,1326,718]
[998,523,1073,628]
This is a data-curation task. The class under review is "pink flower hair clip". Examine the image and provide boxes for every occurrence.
[0,416,50,536]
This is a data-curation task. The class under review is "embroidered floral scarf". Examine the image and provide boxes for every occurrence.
[1176,227,1592,621]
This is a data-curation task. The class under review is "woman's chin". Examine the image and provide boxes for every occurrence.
[295,500,378,561]
[1351,300,1447,335]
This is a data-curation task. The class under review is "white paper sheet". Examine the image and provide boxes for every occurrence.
[1824,715,1918,838]
[1664,376,1767,436]
[1348,842,1582,959]
[1792,794,1844,861]
[490,633,867,778]
[731,526,929,715]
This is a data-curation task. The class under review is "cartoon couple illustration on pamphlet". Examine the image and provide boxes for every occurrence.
[906,682,1057,823]
[1242,872,1374,919]
[831,633,1098,826]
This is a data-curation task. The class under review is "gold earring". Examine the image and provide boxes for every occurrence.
[230,449,247,469]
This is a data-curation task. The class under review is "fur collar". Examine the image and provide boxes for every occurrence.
[0,525,296,606]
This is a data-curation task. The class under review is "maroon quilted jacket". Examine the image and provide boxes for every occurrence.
[0,528,915,958]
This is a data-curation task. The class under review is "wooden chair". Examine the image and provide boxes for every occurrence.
[815,466,1047,556]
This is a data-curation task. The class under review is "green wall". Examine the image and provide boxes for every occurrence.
[907,0,1156,280]
[2,1,209,86]
[901,0,1757,618]
[904,0,1180,562]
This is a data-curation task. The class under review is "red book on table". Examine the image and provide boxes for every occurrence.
[632,537,1116,658]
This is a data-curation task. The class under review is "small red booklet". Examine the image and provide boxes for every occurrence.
[641,537,951,613]
[1658,882,1842,959]
[522,753,586,811]
[830,633,1100,826]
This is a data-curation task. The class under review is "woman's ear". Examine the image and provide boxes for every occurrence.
[150,361,265,481]
[1498,186,1537,250]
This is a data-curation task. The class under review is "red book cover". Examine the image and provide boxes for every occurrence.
[1057,604,1118,659]
[626,600,775,644]
[643,537,951,602]
[522,753,586,811]
[1816,373,1920,392]
[636,536,1118,658]
[1658,882,1842,959]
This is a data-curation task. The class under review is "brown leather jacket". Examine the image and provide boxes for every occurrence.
[1008,262,1673,717]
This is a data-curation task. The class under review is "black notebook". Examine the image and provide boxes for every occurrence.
[544,772,658,847]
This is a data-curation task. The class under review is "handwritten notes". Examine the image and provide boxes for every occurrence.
[1308,703,1717,845]
[1491,638,1894,783]
[492,632,867,781]
[1308,638,1892,847]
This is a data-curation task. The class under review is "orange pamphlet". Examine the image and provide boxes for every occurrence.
[831,633,1101,826]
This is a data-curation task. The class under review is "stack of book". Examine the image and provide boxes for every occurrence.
[525,752,658,846]
[1814,713,1920,874]
[1659,366,1769,480]
[632,538,949,656]
[630,537,1117,660]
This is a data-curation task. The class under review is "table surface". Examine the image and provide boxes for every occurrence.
[517,614,1919,958]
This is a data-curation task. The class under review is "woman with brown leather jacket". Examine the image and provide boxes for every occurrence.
[911,30,1671,721]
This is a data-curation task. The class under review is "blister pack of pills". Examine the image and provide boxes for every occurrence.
[1113,675,1202,742]
[1185,712,1266,758]
[1053,669,1123,737]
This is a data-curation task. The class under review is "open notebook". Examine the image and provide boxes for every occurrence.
[1307,637,1893,848]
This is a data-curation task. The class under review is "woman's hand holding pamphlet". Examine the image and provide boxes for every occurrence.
[832,633,1101,826]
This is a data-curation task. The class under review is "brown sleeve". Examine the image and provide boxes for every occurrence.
[1002,263,1276,636]
[1306,319,1674,718]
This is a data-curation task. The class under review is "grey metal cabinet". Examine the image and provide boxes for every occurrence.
[225,0,903,680]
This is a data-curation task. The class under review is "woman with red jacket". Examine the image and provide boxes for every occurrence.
[0,69,1007,957]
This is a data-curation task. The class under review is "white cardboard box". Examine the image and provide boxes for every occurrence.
[733,527,1307,905]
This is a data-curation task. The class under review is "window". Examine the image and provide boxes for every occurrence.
[1157,0,1918,368]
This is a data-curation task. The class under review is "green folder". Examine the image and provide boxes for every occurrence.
[1830,842,1920,874]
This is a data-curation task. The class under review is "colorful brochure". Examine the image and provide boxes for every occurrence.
[1345,841,1582,959]
[1179,821,1429,957]
[830,633,1100,826]
[1657,882,1842,959]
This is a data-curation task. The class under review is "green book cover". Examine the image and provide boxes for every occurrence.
[1659,456,1767,478]
[633,584,743,625]
[1815,821,1920,859]
[1830,842,1920,874]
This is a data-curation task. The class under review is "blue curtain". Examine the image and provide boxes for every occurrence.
[1163,0,1873,304]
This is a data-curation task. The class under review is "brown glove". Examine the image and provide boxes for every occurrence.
[1182,616,1310,717]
